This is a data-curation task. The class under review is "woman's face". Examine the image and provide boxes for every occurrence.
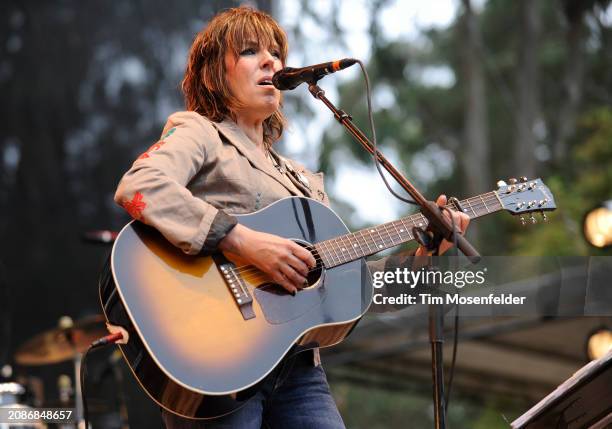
[225,41,283,123]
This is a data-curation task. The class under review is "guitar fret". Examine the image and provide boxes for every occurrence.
[479,194,490,213]
[337,235,353,263]
[466,198,477,218]
[330,238,343,264]
[361,229,375,255]
[318,241,335,267]
[313,187,519,268]
[398,219,412,240]
[374,227,385,251]
[346,234,361,260]
[386,222,401,245]
[379,226,395,248]
[391,221,403,241]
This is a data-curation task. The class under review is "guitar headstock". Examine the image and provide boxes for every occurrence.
[496,177,557,224]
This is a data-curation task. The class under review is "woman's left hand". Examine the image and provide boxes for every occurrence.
[415,194,470,256]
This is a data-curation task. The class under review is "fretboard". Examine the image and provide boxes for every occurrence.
[314,191,502,268]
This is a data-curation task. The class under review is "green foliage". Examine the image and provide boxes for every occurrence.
[512,107,612,255]
[330,379,527,428]
[318,0,612,255]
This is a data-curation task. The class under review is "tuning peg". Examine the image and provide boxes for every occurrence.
[541,212,547,222]
[520,216,526,225]
[508,178,518,185]
[496,180,507,187]
[530,215,537,224]
[520,176,528,182]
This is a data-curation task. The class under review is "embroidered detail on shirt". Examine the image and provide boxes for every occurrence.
[162,127,176,139]
[122,192,147,220]
[138,140,166,160]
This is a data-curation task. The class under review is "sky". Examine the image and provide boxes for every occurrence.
[276,0,464,225]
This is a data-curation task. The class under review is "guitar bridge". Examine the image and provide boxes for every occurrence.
[218,262,256,321]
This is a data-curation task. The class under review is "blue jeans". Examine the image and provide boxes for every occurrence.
[162,352,345,429]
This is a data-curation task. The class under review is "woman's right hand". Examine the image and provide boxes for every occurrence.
[218,224,316,294]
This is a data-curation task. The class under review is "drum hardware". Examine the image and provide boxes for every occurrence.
[14,315,109,428]
[14,315,107,366]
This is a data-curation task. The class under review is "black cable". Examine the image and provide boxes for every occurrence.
[441,206,461,415]
[0,260,14,366]
[355,60,417,206]
[81,346,92,429]
[357,57,462,420]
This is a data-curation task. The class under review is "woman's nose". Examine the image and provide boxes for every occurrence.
[261,51,279,71]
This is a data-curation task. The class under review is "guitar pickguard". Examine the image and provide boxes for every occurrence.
[254,277,327,324]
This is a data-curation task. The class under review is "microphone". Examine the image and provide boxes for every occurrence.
[272,58,358,90]
[90,332,124,349]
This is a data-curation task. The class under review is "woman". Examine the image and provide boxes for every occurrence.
[110,7,469,428]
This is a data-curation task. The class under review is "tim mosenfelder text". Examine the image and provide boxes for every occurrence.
[371,267,527,306]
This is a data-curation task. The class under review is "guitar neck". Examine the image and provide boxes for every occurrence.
[314,191,502,268]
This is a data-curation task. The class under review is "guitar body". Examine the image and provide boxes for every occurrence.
[100,196,373,419]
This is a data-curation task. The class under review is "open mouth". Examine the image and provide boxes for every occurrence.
[258,79,274,86]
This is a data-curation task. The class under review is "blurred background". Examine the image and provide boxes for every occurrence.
[1,0,611,427]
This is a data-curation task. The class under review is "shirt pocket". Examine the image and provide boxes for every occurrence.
[302,170,328,205]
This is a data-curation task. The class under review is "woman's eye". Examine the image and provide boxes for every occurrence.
[271,51,281,59]
[240,48,256,55]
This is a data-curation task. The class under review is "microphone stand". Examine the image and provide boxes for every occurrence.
[307,82,481,429]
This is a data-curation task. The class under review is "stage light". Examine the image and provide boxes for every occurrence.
[583,200,612,248]
[586,327,612,361]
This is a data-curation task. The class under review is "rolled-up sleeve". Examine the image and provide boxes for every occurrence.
[114,112,228,255]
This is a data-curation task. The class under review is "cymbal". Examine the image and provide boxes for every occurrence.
[15,315,107,366]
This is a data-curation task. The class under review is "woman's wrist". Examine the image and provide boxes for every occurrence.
[218,223,246,253]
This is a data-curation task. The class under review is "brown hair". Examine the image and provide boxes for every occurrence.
[182,7,288,148]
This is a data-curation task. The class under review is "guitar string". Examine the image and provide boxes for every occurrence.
[233,192,506,276]
[229,192,509,279]
[239,192,537,277]
[233,187,544,279]
[229,193,510,280]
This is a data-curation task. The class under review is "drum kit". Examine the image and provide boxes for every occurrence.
[1,316,128,428]
[0,231,128,428]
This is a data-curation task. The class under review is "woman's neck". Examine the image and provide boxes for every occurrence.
[234,114,265,150]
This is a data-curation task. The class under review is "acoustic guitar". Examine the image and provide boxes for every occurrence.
[99,177,556,419]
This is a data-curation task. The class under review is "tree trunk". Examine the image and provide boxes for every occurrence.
[460,0,490,244]
[553,6,586,165]
[514,0,541,179]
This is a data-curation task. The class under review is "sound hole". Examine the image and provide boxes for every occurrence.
[296,239,324,289]
[255,240,324,295]
[253,239,326,324]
